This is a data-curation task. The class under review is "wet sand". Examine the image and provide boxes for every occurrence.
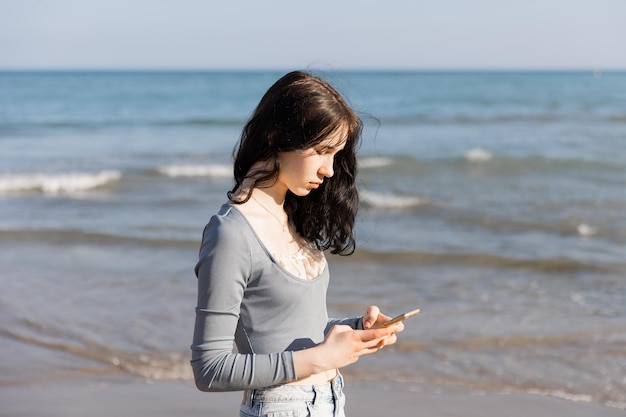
[1,376,623,417]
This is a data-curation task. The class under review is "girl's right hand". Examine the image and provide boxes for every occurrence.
[292,322,402,379]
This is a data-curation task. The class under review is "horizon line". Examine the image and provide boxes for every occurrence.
[0,67,623,73]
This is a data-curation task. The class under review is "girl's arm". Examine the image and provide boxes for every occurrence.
[191,215,297,391]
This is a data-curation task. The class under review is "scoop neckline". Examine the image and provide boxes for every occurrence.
[224,204,328,283]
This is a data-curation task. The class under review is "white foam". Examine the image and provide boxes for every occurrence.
[359,157,395,169]
[0,171,122,194]
[463,148,494,162]
[577,223,597,237]
[157,164,232,178]
[360,189,425,209]
[528,389,594,404]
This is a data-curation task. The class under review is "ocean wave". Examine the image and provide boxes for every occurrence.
[393,327,626,352]
[378,113,562,126]
[608,115,626,123]
[442,212,613,240]
[378,112,626,126]
[465,154,626,175]
[5,227,618,273]
[8,112,624,132]
[3,117,245,131]
[156,117,244,127]
[341,248,620,274]
[0,325,192,383]
[0,171,121,195]
[463,147,494,162]
[360,152,626,179]
[577,223,598,237]
[156,163,232,178]
[360,189,427,209]
[0,229,198,248]
[8,113,622,133]
[358,156,396,169]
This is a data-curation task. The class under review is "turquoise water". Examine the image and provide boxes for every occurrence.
[1,71,625,408]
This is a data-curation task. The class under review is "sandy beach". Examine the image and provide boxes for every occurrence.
[1,376,623,417]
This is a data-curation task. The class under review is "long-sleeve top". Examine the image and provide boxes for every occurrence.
[191,204,362,392]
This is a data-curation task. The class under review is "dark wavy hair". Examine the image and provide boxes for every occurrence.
[228,70,362,255]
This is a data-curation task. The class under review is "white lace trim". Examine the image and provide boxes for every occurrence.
[273,243,326,280]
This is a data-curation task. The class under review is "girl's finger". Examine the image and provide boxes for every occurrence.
[362,305,380,329]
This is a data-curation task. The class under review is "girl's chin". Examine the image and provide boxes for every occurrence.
[291,187,314,197]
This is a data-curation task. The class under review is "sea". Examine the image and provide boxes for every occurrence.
[1,70,625,410]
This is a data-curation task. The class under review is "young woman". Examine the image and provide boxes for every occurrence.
[191,70,403,417]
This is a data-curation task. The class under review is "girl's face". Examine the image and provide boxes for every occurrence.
[276,128,347,197]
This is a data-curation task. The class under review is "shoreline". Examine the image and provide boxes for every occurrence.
[1,375,624,417]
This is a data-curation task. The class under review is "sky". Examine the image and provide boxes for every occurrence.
[1,0,625,70]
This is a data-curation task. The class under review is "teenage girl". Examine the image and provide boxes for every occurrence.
[191,70,403,417]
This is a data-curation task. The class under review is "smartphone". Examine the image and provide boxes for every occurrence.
[373,308,420,329]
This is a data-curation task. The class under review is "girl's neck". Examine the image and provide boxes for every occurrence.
[240,161,287,206]
[254,187,285,206]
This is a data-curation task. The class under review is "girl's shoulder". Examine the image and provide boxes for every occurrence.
[214,203,246,224]
[197,204,251,248]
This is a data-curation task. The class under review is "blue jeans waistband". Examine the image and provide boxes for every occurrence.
[242,373,344,406]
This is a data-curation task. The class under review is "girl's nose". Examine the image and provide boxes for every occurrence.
[319,156,334,178]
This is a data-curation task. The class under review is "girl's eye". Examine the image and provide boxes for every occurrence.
[319,148,343,158]
[313,146,328,155]
[312,146,342,156]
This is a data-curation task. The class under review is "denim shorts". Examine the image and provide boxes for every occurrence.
[240,373,346,417]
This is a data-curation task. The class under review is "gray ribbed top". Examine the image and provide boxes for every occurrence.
[191,204,361,391]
